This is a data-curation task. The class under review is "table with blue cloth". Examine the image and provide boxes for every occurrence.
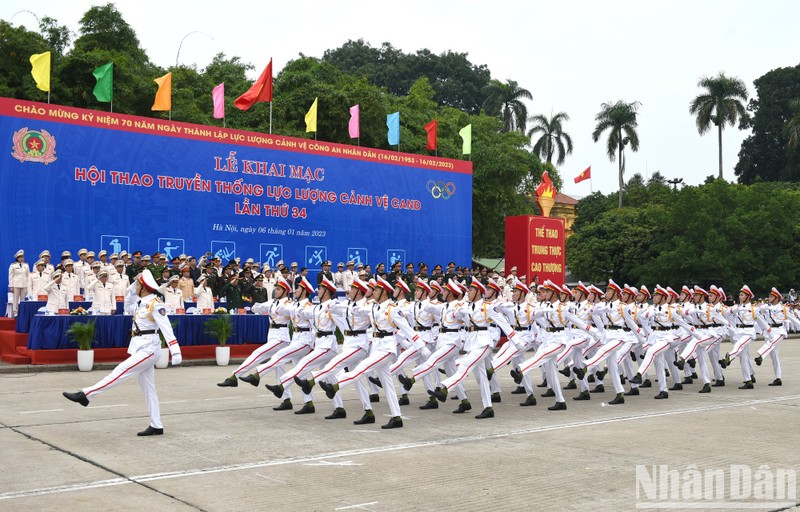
[15,301,221,333]
[27,314,270,350]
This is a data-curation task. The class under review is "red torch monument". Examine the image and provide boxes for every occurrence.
[504,171,566,286]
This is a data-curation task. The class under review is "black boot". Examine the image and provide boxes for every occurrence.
[573,390,591,401]
[381,416,403,429]
[563,380,577,390]
[674,358,685,371]
[573,366,587,380]
[754,355,763,366]
[510,385,526,394]
[272,399,293,411]
[324,407,347,419]
[712,378,725,387]
[452,400,472,414]
[398,394,410,406]
[608,393,625,405]
[294,376,314,395]
[368,376,383,388]
[769,378,782,386]
[520,394,538,406]
[353,410,375,425]
[681,377,693,385]
[369,393,380,403]
[319,381,338,399]
[542,388,556,398]
[698,383,711,393]
[590,384,605,393]
[739,381,754,390]
[265,383,284,399]
[536,379,548,388]
[629,373,643,385]
[137,426,163,436]
[217,376,239,387]
[63,390,89,407]
[239,374,260,387]
[429,386,448,403]
[548,401,567,411]
[510,368,523,384]
[294,401,316,414]
[654,391,669,400]
[669,383,684,391]
[491,392,502,403]
[397,374,414,391]
[559,366,572,377]
[475,407,495,419]
[624,387,639,396]
[419,398,439,409]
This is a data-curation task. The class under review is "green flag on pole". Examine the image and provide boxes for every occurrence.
[459,124,472,155]
[92,62,113,102]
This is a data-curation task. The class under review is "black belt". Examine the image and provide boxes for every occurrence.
[344,329,367,336]
[467,326,488,332]
[373,330,394,338]
[439,327,461,333]
[769,323,783,328]
[294,327,310,332]
[132,328,157,336]
[653,326,675,331]
[736,323,753,328]
[414,326,432,331]
[271,323,288,328]
[606,325,623,330]
[546,327,565,332]
[316,331,334,337]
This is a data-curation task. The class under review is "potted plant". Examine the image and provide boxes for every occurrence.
[66,319,97,371]
[155,320,179,369]
[204,314,233,366]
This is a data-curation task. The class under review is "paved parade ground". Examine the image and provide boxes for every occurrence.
[1,340,798,512]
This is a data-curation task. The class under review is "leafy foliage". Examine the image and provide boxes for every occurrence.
[528,112,573,165]
[204,315,233,346]
[66,319,97,350]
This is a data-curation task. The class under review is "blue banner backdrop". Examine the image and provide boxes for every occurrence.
[0,98,472,308]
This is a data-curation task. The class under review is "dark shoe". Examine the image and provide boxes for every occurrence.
[563,380,577,390]
[691,373,698,380]
[536,379,548,388]
[353,411,375,424]
[325,407,347,419]
[294,376,314,395]
[217,376,239,387]
[674,358,685,371]
[624,387,639,396]
[688,358,696,369]
[397,374,414,391]
[769,378,782,386]
[294,402,316,414]
[429,386,448,403]
[590,384,605,393]
[63,390,89,407]
[319,381,338,400]
[630,351,637,362]
[419,398,439,410]
[620,375,627,385]
[739,381,754,390]
[573,367,587,380]
[751,375,756,384]
[239,374,260,387]
[559,366,572,377]
[265,383,284,399]
[542,389,555,398]
[510,368,523,384]
[629,373,643,385]
[491,392,502,403]
[754,355,763,366]
[475,407,495,419]
[681,377,694,385]
[520,394,537,406]
[368,376,383,388]
[272,399,293,411]
[641,378,652,388]
[510,385,526,395]
[654,391,669,400]
[595,369,607,381]
[381,416,403,429]
[669,383,684,391]
[398,394,410,406]
[712,379,725,387]
[137,426,163,436]
[486,366,495,380]
[573,391,590,401]
[719,354,730,369]
[453,400,472,414]
[698,383,711,393]
[369,393,380,403]
[587,374,596,383]
[608,393,625,405]
[548,401,567,411]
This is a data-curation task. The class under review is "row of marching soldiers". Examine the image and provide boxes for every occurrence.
[213,272,798,428]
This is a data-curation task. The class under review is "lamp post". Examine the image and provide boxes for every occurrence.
[667,178,684,191]
[175,31,214,68]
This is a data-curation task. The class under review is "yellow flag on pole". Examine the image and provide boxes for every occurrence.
[305,97,318,133]
[151,72,172,111]
[30,52,51,92]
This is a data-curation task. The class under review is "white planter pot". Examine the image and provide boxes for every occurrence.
[155,347,170,369]
[215,346,230,366]
[77,350,94,372]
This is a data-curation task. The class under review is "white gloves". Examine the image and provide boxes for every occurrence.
[171,352,182,366]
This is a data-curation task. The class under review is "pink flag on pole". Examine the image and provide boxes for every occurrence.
[349,104,360,138]
[212,82,225,119]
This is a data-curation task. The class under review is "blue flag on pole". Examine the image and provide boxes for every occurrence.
[387,112,400,146]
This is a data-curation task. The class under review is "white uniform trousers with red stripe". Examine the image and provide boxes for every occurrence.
[336,346,400,418]
[583,334,627,394]
[637,332,676,392]
[411,333,467,400]
[232,327,290,378]
[312,336,371,410]
[279,336,339,395]
[728,329,757,381]
[440,334,493,408]
[519,334,567,402]
[757,326,785,379]
[557,334,592,392]
[83,343,161,428]
[679,328,717,384]
[254,333,315,401]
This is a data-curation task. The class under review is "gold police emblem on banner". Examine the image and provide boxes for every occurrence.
[11,127,57,165]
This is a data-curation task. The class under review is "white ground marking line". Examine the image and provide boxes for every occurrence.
[203,397,239,401]
[19,409,64,414]
[347,430,381,433]
[160,400,189,404]
[253,473,285,484]
[88,404,128,409]
[302,460,361,467]
[2,394,797,502]
[334,502,379,511]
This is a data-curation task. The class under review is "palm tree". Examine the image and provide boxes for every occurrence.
[528,112,573,166]
[482,79,532,133]
[689,72,748,180]
[592,100,641,208]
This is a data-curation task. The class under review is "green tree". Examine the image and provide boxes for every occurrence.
[689,73,748,180]
[785,99,800,151]
[481,79,532,133]
[527,111,573,165]
[38,16,72,58]
[592,100,641,208]
[0,20,50,100]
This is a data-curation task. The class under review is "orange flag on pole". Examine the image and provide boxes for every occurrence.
[151,72,172,111]
[574,166,591,184]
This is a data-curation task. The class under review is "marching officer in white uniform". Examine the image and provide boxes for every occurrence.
[63,269,182,436]
[753,288,799,386]
[721,285,760,389]
[8,249,29,317]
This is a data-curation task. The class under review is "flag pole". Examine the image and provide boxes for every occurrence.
[47,91,50,104]
[269,101,272,134]
[110,100,113,113]
[169,110,171,121]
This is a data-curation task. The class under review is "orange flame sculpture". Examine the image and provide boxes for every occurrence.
[535,171,557,217]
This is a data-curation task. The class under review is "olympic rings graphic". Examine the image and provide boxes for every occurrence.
[426,180,456,200]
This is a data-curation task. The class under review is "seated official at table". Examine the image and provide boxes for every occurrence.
[44,270,68,313]
[28,259,49,299]
[160,275,184,313]
[85,269,115,314]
